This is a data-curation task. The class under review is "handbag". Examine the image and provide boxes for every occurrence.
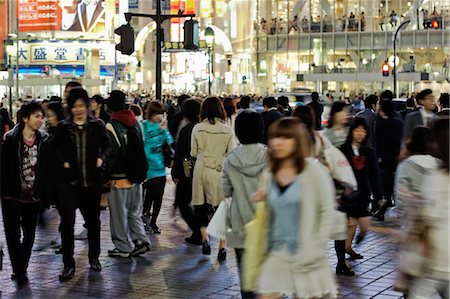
[162,142,175,168]
[242,170,270,292]
[340,190,363,211]
[329,209,348,240]
[182,156,195,178]
[242,201,268,292]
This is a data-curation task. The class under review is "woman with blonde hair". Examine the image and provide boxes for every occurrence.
[255,117,337,299]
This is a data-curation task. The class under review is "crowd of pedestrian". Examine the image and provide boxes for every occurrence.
[0,83,448,299]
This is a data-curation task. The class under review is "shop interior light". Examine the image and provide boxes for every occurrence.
[431,19,439,29]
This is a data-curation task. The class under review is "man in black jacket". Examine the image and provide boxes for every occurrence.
[105,91,151,258]
[1,102,47,286]
[51,88,111,281]
[306,92,324,130]
[261,97,284,144]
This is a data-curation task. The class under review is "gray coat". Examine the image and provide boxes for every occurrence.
[221,143,267,248]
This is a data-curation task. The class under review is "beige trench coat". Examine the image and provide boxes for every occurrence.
[191,119,234,207]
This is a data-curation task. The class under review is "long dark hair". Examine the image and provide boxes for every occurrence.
[223,98,236,121]
[327,101,349,128]
[344,117,369,148]
[268,117,308,175]
[200,97,226,124]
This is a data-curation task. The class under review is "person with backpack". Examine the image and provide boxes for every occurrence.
[142,100,173,234]
[50,88,111,281]
[105,91,151,258]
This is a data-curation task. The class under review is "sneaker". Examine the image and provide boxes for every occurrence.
[74,228,88,240]
[107,248,131,258]
[130,242,151,257]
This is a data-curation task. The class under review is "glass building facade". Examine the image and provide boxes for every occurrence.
[255,0,450,95]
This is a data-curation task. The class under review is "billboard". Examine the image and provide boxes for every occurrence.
[17,0,107,33]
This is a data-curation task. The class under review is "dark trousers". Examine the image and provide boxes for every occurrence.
[194,203,214,228]
[235,248,256,299]
[143,177,166,225]
[175,177,200,237]
[59,184,101,267]
[2,200,39,275]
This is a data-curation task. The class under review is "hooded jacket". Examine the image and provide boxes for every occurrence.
[221,143,267,248]
[105,110,141,180]
[1,124,48,202]
[395,154,439,218]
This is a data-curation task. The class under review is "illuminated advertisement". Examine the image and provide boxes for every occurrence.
[17,0,106,33]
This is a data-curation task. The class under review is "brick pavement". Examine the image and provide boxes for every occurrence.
[0,178,407,299]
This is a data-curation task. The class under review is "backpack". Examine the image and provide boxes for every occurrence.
[107,120,149,184]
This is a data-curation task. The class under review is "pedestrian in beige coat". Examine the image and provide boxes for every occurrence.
[191,97,234,260]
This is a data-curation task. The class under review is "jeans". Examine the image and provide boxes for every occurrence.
[143,177,166,225]
[108,184,150,252]
[2,200,39,275]
[59,184,101,267]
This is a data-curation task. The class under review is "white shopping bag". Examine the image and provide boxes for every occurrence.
[324,146,358,191]
[206,199,231,240]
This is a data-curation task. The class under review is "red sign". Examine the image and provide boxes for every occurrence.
[17,0,61,32]
[0,0,8,62]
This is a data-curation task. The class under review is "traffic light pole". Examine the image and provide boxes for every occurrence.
[393,20,410,97]
[123,11,195,101]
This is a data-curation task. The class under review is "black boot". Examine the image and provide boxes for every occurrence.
[59,266,76,282]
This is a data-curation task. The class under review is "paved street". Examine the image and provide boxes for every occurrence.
[0,178,406,299]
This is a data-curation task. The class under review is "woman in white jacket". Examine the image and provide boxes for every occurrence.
[255,117,337,299]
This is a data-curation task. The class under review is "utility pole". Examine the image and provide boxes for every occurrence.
[121,9,195,101]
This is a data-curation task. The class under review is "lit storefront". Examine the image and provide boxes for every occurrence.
[256,0,450,95]
[1,0,119,101]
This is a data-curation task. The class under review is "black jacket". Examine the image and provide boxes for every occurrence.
[307,101,324,130]
[340,143,383,203]
[172,122,196,180]
[1,124,48,201]
[376,115,403,169]
[261,109,284,144]
[50,116,111,187]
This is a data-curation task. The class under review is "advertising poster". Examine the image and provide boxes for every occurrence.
[0,0,8,63]
[17,0,107,33]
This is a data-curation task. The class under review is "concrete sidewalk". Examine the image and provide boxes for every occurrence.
[0,179,406,298]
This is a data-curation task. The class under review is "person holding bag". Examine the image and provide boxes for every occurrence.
[251,117,337,299]
[221,111,267,299]
[191,97,234,260]
[172,99,202,245]
[293,106,357,276]
[339,117,383,260]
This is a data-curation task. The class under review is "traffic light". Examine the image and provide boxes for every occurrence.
[431,19,440,29]
[382,62,390,77]
[424,18,440,29]
[184,19,199,50]
[114,23,135,55]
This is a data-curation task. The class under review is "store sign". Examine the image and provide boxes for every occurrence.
[152,0,170,10]
[10,42,115,66]
[163,40,207,52]
[129,0,138,9]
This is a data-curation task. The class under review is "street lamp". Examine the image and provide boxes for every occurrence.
[393,20,410,97]
[205,26,215,95]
